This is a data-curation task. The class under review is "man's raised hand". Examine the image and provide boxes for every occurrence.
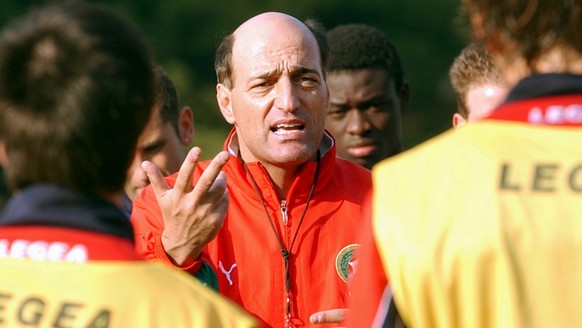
[141,147,230,267]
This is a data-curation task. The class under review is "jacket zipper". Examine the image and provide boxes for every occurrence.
[280,199,291,326]
[281,200,288,225]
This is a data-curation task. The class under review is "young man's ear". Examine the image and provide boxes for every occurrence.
[217,83,235,124]
[178,106,194,146]
[452,113,466,128]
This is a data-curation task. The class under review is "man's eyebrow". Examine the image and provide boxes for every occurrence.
[292,66,320,76]
[249,66,320,82]
[254,70,276,80]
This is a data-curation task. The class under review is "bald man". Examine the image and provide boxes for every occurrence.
[131,12,371,327]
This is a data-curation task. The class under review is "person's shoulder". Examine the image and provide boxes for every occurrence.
[374,125,490,173]
[127,262,259,327]
[333,158,372,191]
[372,123,507,195]
[334,157,372,176]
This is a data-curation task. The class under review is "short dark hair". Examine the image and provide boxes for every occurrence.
[304,18,329,75]
[214,16,328,88]
[326,24,405,91]
[449,43,501,118]
[153,65,181,136]
[0,2,154,195]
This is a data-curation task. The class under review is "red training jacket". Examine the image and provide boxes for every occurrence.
[132,130,372,327]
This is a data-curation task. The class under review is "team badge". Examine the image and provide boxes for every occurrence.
[335,244,360,283]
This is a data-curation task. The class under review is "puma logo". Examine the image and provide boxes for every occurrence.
[218,260,237,286]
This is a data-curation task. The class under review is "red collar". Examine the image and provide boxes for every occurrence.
[486,95,582,126]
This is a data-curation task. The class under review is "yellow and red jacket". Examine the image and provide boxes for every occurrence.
[0,184,257,328]
[348,73,582,328]
[132,130,372,327]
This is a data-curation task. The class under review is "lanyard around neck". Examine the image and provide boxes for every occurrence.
[239,149,321,327]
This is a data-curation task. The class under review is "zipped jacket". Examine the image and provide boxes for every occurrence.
[132,130,372,328]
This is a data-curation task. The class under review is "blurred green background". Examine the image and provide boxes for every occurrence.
[0,0,469,159]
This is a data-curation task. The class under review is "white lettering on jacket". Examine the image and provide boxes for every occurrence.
[528,104,582,124]
[0,239,88,263]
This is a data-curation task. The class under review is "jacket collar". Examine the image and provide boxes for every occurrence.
[222,128,336,206]
[505,73,582,103]
[0,184,134,243]
[224,128,334,158]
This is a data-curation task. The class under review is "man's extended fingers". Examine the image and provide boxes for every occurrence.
[173,147,203,192]
[191,151,230,199]
[310,308,348,325]
[213,187,229,228]
[141,160,169,200]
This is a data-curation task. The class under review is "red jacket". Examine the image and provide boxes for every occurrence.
[132,130,372,327]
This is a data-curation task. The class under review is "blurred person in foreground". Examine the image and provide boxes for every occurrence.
[348,0,582,327]
[325,24,409,169]
[0,2,256,327]
[0,168,9,211]
[131,11,372,327]
[449,43,509,127]
[121,65,194,215]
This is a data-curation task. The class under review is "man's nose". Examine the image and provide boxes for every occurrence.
[346,109,371,135]
[274,78,300,112]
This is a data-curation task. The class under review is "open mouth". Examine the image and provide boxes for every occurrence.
[270,123,305,134]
